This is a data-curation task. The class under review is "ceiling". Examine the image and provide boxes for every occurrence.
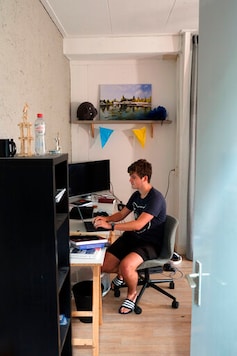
[40,0,199,38]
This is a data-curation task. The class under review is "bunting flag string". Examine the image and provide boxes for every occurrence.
[99,127,114,148]
[98,126,147,148]
[132,127,146,147]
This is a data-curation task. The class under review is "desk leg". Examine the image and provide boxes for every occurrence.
[92,265,102,356]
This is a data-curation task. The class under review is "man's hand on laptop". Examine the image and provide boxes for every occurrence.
[93,216,110,230]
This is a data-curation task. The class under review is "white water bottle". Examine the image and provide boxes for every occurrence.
[34,113,46,155]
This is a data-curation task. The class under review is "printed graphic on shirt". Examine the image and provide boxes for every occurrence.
[132,201,151,234]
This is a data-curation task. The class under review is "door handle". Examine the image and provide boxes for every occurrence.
[185,260,202,306]
[186,273,198,288]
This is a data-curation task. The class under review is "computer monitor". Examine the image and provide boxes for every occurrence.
[68,159,110,197]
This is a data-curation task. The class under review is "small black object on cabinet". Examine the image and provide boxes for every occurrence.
[0,154,72,356]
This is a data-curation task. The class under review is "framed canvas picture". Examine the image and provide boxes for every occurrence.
[99,84,152,120]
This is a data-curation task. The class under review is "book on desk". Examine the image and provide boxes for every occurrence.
[70,235,109,260]
[70,235,109,249]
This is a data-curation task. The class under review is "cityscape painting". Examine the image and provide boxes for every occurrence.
[99,84,152,120]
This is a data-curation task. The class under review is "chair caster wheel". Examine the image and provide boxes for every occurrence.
[134,305,142,314]
[169,281,175,289]
[114,289,120,297]
[172,300,179,309]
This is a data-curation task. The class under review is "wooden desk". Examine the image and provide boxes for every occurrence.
[70,247,106,356]
[70,217,115,356]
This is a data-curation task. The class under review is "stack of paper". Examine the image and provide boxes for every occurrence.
[70,247,103,259]
[55,188,66,203]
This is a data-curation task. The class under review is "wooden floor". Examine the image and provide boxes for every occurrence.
[72,258,192,356]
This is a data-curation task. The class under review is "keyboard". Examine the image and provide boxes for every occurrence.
[84,221,110,232]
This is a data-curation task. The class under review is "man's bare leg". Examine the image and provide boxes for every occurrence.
[118,252,143,313]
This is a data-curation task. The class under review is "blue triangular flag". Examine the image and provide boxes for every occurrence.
[99,127,114,148]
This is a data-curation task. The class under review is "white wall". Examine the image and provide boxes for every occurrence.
[70,58,178,222]
[0,0,71,157]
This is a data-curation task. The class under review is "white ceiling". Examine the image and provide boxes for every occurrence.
[40,0,199,38]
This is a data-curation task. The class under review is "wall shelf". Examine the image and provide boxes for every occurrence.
[71,119,172,138]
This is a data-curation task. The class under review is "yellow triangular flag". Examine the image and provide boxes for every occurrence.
[132,127,146,147]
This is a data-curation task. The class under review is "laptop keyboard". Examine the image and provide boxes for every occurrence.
[84,221,109,232]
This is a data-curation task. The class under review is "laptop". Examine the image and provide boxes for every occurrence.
[77,206,110,232]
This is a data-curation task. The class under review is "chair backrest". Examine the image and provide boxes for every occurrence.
[159,215,179,260]
[136,214,179,271]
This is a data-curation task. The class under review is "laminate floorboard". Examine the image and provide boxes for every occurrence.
[72,257,192,356]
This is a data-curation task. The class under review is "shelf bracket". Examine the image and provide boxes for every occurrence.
[90,123,95,138]
[150,123,154,138]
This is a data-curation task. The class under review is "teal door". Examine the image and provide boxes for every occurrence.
[189,1,237,355]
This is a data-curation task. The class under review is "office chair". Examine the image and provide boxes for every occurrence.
[113,215,179,314]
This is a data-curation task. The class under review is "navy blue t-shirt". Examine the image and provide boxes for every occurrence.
[126,187,166,244]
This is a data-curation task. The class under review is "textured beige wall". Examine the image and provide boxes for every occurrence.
[0,0,71,157]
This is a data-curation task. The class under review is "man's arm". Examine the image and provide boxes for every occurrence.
[105,206,131,222]
[94,208,153,232]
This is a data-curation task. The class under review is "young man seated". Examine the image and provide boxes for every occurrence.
[93,159,166,314]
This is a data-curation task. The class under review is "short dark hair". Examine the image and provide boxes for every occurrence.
[127,159,152,183]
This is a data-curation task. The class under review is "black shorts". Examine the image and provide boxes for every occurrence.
[106,231,162,261]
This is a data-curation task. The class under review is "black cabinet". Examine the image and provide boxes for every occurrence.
[0,154,72,356]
